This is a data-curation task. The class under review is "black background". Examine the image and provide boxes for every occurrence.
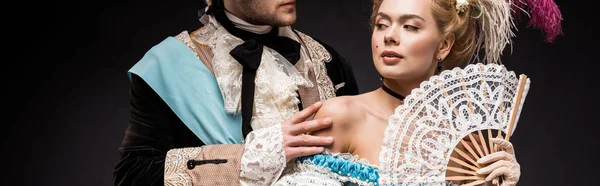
[8,0,598,185]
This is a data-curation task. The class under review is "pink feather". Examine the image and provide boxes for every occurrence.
[510,0,563,43]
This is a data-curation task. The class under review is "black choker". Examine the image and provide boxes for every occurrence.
[381,84,405,101]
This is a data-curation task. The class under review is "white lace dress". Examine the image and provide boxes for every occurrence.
[273,151,462,186]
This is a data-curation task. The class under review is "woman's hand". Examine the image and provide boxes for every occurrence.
[476,138,521,186]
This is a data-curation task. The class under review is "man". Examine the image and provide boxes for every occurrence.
[113,0,359,185]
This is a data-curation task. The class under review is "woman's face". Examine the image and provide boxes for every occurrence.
[371,0,449,84]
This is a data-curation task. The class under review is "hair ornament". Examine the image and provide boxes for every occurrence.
[456,0,470,12]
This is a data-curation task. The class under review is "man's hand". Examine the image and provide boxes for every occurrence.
[281,102,334,162]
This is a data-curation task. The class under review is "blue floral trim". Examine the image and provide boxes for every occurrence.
[296,153,380,185]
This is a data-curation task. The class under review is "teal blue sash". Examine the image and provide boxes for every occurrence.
[127,37,243,145]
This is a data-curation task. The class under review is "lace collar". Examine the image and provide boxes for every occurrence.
[185,14,336,130]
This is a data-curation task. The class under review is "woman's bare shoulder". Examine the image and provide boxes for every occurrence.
[314,95,361,122]
[309,96,362,152]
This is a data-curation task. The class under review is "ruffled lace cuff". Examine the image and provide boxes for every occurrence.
[240,123,286,185]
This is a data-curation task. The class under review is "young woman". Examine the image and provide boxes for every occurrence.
[241,0,562,185]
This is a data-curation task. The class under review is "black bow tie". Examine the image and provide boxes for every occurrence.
[206,5,302,139]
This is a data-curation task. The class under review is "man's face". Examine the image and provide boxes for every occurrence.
[236,0,297,26]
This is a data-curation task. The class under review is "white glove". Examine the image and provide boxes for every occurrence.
[476,138,521,186]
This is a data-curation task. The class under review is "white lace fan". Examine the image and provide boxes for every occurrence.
[378,63,530,186]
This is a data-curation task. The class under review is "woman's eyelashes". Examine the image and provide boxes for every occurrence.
[403,24,419,31]
[376,23,389,30]
[375,22,419,31]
